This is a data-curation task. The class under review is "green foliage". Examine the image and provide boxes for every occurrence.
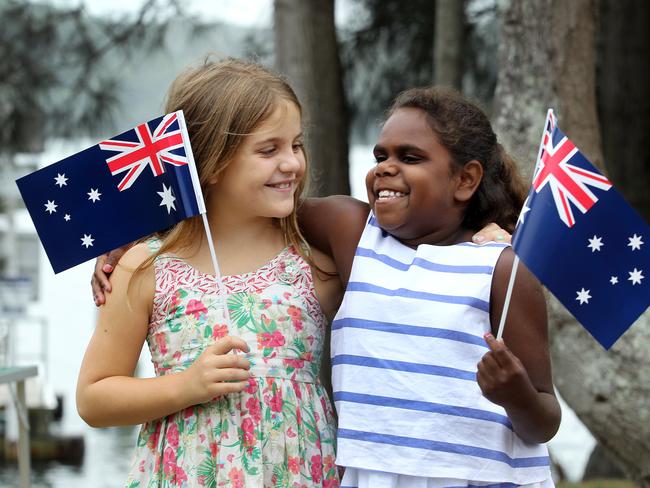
[0,0,184,155]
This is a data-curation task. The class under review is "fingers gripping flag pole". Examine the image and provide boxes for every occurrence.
[496,109,554,340]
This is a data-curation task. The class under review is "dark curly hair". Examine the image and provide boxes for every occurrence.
[388,86,527,233]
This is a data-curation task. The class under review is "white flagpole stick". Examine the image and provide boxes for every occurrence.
[496,108,554,340]
[177,110,235,335]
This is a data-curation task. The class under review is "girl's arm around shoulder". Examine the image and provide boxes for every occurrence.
[480,247,562,444]
[299,195,370,286]
[76,243,251,427]
[309,245,343,322]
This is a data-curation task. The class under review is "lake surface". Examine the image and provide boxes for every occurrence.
[0,143,595,486]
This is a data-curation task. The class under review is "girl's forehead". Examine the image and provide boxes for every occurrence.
[250,101,302,138]
[378,108,436,144]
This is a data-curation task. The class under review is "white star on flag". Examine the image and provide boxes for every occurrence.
[54,173,68,187]
[88,188,102,202]
[610,276,618,285]
[157,184,177,213]
[517,197,531,226]
[627,234,644,251]
[576,288,591,305]
[628,268,644,285]
[587,235,603,252]
[81,234,94,248]
[45,200,57,214]
[64,214,71,221]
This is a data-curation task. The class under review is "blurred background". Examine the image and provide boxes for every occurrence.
[0,0,648,486]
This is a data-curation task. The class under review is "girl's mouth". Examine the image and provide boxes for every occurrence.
[377,189,407,201]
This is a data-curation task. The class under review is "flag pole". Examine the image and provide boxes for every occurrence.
[496,108,554,340]
[177,110,235,336]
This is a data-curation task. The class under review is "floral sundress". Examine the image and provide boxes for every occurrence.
[125,243,339,488]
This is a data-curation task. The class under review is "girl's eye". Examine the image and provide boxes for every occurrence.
[292,143,304,152]
[402,155,420,163]
[373,154,386,164]
[259,146,276,156]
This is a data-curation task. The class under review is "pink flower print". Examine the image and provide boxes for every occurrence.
[185,299,207,319]
[292,380,303,400]
[269,390,283,413]
[227,453,235,463]
[147,422,162,449]
[154,332,168,355]
[286,426,297,438]
[310,455,323,484]
[283,292,292,300]
[287,305,302,320]
[323,480,339,488]
[172,350,182,362]
[163,446,176,477]
[138,459,145,473]
[246,396,262,424]
[301,352,313,362]
[261,298,272,309]
[166,423,179,448]
[184,406,194,418]
[241,417,255,447]
[209,441,218,458]
[283,358,305,369]
[258,330,285,348]
[245,378,258,394]
[323,455,336,473]
[229,467,245,488]
[172,465,188,486]
[212,324,228,340]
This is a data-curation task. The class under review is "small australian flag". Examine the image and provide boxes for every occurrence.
[16,111,204,273]
[513,111,649,349]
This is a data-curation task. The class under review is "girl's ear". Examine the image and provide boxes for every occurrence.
[454,160,483,203]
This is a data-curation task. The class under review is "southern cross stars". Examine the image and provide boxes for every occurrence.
[157,184,177,213]
[45,200,57,214]
[628,268,644,285]
[627,234,644,251]
[88,188,102,202]
[54,173,68,187]
[576,288,591,305]
[587,235,603,252]
[81,234,94,248]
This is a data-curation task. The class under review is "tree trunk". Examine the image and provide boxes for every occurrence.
[433,0,466,89]
[493,0,650,484]
[273,0,350,197]
[598,0,650,221]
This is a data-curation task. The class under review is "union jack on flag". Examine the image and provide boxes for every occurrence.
[100,112,188,191]
[513,110,649,349]
[532,112,613,227]
[16,111,204,273]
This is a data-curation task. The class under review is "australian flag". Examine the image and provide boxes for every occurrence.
[17,111,204,274]
[513,111,649,349]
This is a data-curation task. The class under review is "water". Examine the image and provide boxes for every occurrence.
[0,142,595,486]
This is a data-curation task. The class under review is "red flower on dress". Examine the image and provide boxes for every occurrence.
[229,467,245,488]
[154,332,168,355]
[211,324,229,340]
[241,417,256,447]
[166,423,179,448]
[185,298,208,319]
[269,390,283,413]
[310,454,323,484]
[258,330,285,348]
[288,456,300,474]
[245,396,262,424]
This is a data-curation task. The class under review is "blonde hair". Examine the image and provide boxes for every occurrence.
[136,57,310,274]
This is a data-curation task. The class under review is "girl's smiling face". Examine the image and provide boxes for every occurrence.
[212,100,306,220]
[366,107,471,246]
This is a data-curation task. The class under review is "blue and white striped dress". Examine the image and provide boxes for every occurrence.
[332,214,553,488]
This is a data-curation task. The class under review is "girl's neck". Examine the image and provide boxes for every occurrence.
[397,225,475,249]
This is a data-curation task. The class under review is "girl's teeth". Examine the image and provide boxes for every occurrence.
[378,190,405,199]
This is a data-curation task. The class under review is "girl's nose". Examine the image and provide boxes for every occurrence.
[279,149,303,174]
[374,159,398,177]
